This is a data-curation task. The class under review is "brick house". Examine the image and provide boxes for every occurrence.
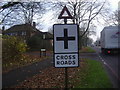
[2,22,42,41]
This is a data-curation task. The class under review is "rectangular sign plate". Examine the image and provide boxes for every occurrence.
[53,24,79,67]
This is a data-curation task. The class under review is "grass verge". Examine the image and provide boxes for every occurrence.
[80,47,96,53]
[71,59,112,88]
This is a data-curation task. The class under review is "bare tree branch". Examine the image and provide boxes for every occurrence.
[0,2,20,9]
[0,2,45,26]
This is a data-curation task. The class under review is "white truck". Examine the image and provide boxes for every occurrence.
[100,26,120,54]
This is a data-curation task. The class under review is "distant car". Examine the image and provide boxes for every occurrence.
[91,44,94,47]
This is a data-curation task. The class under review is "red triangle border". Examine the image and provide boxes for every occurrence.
[58,6,73,19]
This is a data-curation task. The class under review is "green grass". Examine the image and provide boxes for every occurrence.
[71,59,112,88]
[80,47,96,53]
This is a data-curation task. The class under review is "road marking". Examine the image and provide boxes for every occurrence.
[98,55,104,62]
[103,62,106,65]
[98,54,120,81]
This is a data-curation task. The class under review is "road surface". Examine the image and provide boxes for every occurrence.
[92,46,119,88]
[2,58,53,88]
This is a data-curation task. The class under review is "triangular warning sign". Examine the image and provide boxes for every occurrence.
[58,6,73,19]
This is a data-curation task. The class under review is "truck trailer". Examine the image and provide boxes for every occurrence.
[100,26,120,54]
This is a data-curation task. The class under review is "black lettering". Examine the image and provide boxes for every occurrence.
[56,56,60,60]
[61,61,64,65]
[72,55,76,59]
[69,55,72,59]
[61,55,64,59]
[64,55,68,60]
[72,61,75,65]
[64,61,68,64]
[68,61,72,64]
[57,61,60,65]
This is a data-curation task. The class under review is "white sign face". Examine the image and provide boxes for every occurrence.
[53,24,79,67]
[55,54,78,67]
[54,24,78,53]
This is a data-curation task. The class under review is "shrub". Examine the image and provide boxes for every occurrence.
[27,35,42,51]
[27,35,53,51]
[2,35,27,62]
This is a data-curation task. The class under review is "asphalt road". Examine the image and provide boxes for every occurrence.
[92,46,119,88]
[2,58,53,88]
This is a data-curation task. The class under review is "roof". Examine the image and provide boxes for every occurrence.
[42,32,53,39]
[3,24,40,33]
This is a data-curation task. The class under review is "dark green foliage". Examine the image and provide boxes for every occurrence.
[2,35,27,61]
[27,34,53,51]
[43,39,53,51]
[27,35,42,51]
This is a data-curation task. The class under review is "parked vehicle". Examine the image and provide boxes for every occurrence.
[100,26,120,54]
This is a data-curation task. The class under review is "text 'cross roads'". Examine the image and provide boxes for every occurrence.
[56,28,75,49]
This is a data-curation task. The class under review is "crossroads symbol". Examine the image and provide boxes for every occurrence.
[56,28,75,49]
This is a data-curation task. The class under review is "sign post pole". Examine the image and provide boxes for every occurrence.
[64,18,68,89]
[65,67,68,89]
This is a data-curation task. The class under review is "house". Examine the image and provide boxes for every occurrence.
[2,22,42,41]
[2,23,53,50]
[42,32,53,47]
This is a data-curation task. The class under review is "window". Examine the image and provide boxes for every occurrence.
[22,31,26,35]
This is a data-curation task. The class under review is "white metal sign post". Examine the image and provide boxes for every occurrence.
[53,24,79,67]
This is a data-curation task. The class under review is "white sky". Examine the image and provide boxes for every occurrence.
[109,0,119,10]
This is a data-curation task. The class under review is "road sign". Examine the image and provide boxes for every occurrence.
[41,49,46,51]
[58,6,73,19]
[53,24,79,67]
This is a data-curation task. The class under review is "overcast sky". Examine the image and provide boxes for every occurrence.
[109,0,119,10]
[39,0,119,42]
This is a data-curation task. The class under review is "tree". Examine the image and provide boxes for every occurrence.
[27,33,53,51]
[0,2,20,24]
[50,0,107,49]
[0,2,45,26]
[0,2,20,9]
[103,10,120,26]
[17,2,45,25]
[87,37,93,46]
[27,34,42,51]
